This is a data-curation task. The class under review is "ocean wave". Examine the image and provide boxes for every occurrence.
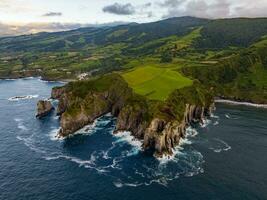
[18,110,206,188]
[48,128,62,141]
[210,113,220,119]
[8,95,39,101]
[200,119,211,128]
[44,153,96,166]
[209,138,232,153]
[213,121,219,126]
[67,113,113,138]
[113,180,143,188]
[113,131,143,156]
[22,77,35,80]
[16,136,47,154]
[14,118,29,131]
[38,79,67,84]
[225,114,231,119]
[225,114,239,120]
[2,78,16,81]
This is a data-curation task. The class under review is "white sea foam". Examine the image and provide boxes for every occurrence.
[8,95,39,101]
[213,121,219,126]
[16,136,46,154]
[113,181,123,188]
[113,180,143,188]
[44,154,96,167]
[186,127,198,138]
[209,138,232,153]
[23,77,35,80]
[215,99,267,109]
[200,119,211,128]
[70,113,113,137]
[224,114,239,120]
[113,131,142,156]
[225,114,231,119]
[53,115,60,120]
[14,118,28,131]
[48,128,62,141]
[38,79,67,84]
[210,113,220,119]
[3,78,16,81]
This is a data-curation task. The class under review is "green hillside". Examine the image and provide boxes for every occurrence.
[1,16,267,103]
[122,65,192,101]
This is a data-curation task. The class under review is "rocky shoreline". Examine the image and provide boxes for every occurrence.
[37,74,214,157]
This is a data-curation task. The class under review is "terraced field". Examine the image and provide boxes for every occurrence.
[122,65,193,101]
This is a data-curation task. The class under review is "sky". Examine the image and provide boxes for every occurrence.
[0,0,267,35]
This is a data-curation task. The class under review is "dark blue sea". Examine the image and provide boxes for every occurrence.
[0,78,267,200]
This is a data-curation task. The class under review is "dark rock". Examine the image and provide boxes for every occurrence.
[36,100,54,118]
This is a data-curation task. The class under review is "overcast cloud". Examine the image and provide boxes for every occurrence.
[42,12,62,17]
[103,3,135,15]
[0,0,267,36]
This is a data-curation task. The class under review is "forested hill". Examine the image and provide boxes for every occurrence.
[0,17,208,53]
[1,16,267,103]
[1,17,267,54]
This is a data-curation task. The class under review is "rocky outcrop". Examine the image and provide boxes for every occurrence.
[36,100,54,118]
[114,84,214,157]
[51,86,67,115]
[50,74,214,157]
[143,104,213,157]
[53,74,133,137]
[51,86,65,99]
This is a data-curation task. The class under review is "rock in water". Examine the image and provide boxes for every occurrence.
[36,100,54,118]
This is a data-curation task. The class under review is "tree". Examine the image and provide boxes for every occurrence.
[160,51,173,63]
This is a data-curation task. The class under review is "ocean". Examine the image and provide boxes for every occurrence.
[0,78,266,200]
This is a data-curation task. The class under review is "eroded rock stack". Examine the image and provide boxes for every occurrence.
[36,100,54,118]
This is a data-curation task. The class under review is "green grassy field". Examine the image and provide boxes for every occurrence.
[122,65,193,101]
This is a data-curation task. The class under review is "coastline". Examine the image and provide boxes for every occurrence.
[0,76,73,83]
[215,99,267,109]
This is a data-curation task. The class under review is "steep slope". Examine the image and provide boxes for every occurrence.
[51,74,213,157]
[195,18,267,49]
[0,17,208,54]
[182,37,267,103]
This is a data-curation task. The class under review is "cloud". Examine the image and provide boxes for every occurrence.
[142,3,152,8]
[0,21,130,37]
[0,22,83,37]
[231,0,267,18]
[103,3,135,15]
[160,0,231,19]
[160,0,186,8]
[42,12,62,17]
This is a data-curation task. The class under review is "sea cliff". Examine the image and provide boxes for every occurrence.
[49,74,214,157]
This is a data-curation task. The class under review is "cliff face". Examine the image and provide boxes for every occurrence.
[53,74,133,137]
[115,85,214,157]
[51,74,214,157]
[143,105,212,157]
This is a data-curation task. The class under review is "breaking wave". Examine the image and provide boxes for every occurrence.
[8,95,39,101]
[14,118,29,131]
[15,104,232,188]
[209,138,232,153]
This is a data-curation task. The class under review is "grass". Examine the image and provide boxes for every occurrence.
[158,27,202,52]
[122,64,193,101]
